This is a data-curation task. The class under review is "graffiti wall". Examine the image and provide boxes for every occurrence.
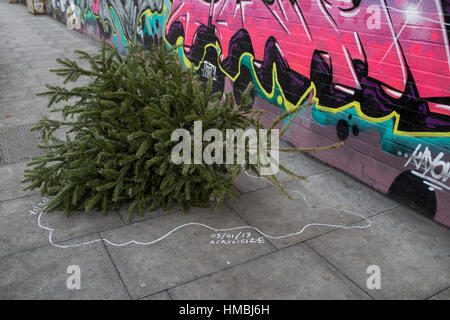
[45,0,450,226]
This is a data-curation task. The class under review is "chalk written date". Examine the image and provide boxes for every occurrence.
[209,232,265,245]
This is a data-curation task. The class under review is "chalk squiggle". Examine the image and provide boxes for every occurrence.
[34,169,372,249]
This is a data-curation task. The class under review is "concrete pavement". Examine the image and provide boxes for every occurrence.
[0,1,449,300]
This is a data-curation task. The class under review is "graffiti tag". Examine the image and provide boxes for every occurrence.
[404,144,450,191]
[201,61,217,81]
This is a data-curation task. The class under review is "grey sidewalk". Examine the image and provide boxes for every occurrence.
[0,1,449,300]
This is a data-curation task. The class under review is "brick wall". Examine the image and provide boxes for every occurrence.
[45,0,450,227]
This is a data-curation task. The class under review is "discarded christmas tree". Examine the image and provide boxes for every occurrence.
[22,42,342,220]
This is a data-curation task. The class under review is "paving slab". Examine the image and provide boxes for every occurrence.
[10,41,53,49]
[0,95,47,128]
[0,234,129,300]
[285,169,398,216]
[233,140,329,194]
[0,93,67,128]
[430,288,450,300]
[306,206,450,300]
[140,291,172,300]
[28,58,65,70]
[20,48,68,59]
[0,79,34,100]
[0,196,48,259]
[118,202,183,224]
[0,195,124,259]
[0,61,32,74]
[0,160,39,202]
[0,65,26,81]
[101,206,275,299]
[18,67,56,82]
[226,170,398,249]
[40,208,125,246]
[169,242,371,299]
[0,123,43,164]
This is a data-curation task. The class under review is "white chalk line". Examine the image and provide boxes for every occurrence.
[35,167,372,249]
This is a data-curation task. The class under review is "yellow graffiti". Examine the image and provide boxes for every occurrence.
[137,5,171,39]
[312,85,449,137]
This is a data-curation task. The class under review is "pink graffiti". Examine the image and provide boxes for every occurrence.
[92,0,100,15]
[167,0,450,115]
